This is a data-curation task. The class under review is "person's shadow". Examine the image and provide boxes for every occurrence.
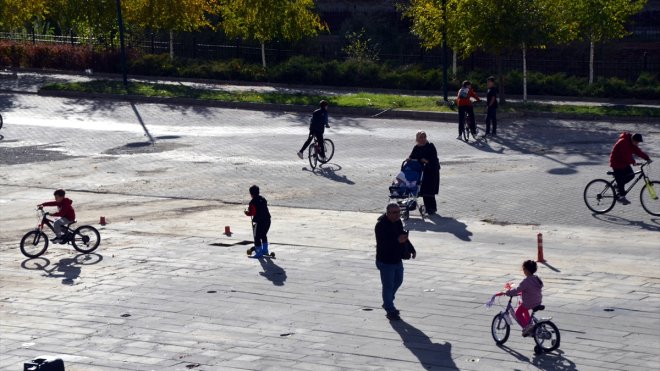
[389,319,458,370]
[258,257,287,286]
[406,215,474,241]
[499,345,577,371]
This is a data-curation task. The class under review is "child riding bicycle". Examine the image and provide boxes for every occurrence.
[38,189,76,244]
[456,80,481,140]
[497,260,544,337]
[298,100,330,160]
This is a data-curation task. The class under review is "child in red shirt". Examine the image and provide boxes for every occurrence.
[38,189,76,243]
[456,80,481,140]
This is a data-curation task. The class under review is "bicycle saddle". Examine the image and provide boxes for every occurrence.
[607,171,614,175]
[532,305,545,312]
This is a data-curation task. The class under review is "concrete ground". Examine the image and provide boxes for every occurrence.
[0,92,659,370]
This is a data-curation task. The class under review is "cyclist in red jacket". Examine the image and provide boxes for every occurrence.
[38,189,76,243]
[609,132,651,204]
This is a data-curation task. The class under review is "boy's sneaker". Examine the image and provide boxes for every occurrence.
[297,152,303,159]
[617,196,631,205]
[51,237,61,243]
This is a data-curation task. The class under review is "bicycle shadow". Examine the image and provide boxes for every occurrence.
[257,257,287,286]
[389,319,458,370]
[498,345,577,371]
[405,215,473,241]
[303,163,355,185]
[591,213,660,232]
[21,253,103,285]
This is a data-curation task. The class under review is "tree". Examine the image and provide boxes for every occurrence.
[561,0,647,84]
[123,0,220,59]
[45,0,117,46]
[0,0,48,32]
[219,0,327,68]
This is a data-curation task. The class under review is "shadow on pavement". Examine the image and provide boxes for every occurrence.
[305,163,355,185]
[406,215,473,241]
[499,345,577,371]
[591,213,660,232]
[258,257,287,286]
[21,253,103,285]
[389,319,458,370]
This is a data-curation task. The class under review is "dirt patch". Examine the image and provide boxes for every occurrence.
[103,142,188,155]
[0,144,79,165]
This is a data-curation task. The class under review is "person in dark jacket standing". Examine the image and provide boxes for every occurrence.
[244,185,271,258]
[298,100,329,159]
[375,203,416,321]
[408,131,441,215]
[485,76,498,136]
[609,132,651,204]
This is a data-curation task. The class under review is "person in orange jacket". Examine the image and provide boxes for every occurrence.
[456,80,481,140]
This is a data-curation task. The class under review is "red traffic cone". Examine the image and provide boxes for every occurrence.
[99,216,107,226]
[224,226,232,236]
[536,233,546,263]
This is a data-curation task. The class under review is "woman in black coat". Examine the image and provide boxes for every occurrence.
[408,131,440,215]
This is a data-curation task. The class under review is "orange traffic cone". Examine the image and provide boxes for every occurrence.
[536,233,546,263]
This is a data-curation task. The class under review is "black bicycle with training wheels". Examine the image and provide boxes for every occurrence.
[308,135,335,170]
[20,208,101,258]
[583,161,658,216]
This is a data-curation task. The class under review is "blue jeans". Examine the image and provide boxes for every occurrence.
[376,260,404,312]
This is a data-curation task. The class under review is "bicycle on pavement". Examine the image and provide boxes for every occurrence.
[583,161,658,216]
[487,288,561,355]
[308,135,335,170]
[20,208,101,258]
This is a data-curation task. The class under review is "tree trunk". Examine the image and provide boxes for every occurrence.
[261,42,267,68]
[452,50,457,77]
[589,40,594,85]
[169,30,174,60]
[497,53,505,104]
[522,43,528,103]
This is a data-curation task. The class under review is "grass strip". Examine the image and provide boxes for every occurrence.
[42,80,660,117]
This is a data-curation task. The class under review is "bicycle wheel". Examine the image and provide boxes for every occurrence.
[20,230,48,258]
[308,145,317,169]
[72,225,101,253]
[319,139,335,163]
[640,180,660,216]
[0,113,3,130]
[583,179,616,214]
[462,125,470,141]
[491,313,510,345]
[533,320,560,353]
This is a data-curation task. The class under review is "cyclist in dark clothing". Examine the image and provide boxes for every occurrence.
[245,185,271,258]
[298,100,329,159]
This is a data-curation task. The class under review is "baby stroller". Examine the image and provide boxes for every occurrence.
[389,159,425,220]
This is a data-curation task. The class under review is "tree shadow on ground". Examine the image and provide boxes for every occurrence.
[498,345,577,371]
[488,119,622,175]
[405,215,473,241]
[591,213,660,232]
[20,253,103,285]
[390,319,458,370]
[303,163,355,185]
[258,257,287,286]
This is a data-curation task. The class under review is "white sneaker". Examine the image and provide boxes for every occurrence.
[297,152,303,159]
[456,135,462,140]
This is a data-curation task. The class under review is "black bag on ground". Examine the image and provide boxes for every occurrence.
[24,356,65,371]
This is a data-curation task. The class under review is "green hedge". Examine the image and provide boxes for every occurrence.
[1,41,658,99]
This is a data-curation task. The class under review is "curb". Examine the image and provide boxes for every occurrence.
[36,88,660,124]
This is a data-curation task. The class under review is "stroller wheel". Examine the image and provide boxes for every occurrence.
[419,205,426,215]
[402,210,410,220]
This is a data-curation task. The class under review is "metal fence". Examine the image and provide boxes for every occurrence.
[1,31,658,80]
